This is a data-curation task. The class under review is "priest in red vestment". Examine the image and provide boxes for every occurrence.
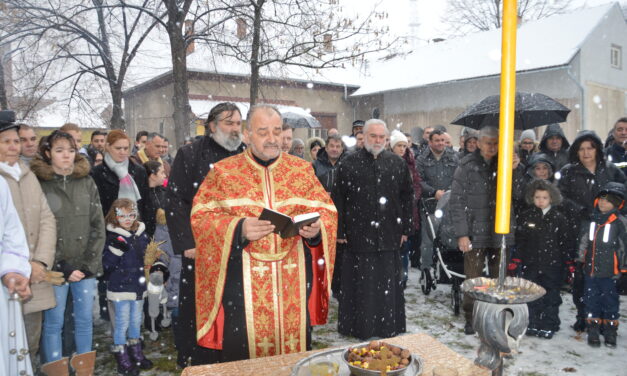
[191,105,337,361]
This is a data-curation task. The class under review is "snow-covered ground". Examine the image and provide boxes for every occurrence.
[90,267,627,375]
[314,267,627,376]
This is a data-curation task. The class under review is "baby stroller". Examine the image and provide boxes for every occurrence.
[419,194,465,316]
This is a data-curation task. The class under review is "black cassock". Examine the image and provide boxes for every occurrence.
[332,148,413,339]
[166,136,245,366]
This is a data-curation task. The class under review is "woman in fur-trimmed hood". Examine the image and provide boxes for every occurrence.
[31,130,105,372]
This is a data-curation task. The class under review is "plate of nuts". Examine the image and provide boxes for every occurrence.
[342,340,422,376]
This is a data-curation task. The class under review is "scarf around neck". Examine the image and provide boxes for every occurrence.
[104,153,141,203]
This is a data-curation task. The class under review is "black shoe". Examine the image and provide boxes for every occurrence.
[573,317,586,332]
[603,320,619,348]
[538,330,554,339]
[587,318,601,347]
[464,322,475,335]
[526,327,538,337]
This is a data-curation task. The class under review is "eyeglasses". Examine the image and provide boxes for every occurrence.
[521,141,534,145]
[116,212,137,220]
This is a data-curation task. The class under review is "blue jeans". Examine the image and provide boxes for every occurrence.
[112,299,144,345]
[584,275,620,320]
[41,278,96,363]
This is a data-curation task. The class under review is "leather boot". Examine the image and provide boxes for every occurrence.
[128,338,153,370]
[572,316,587,332]
[113,345,139,376]
[603,319,619,348]
[70,351,96,376]
[586,318,601,347]
[41,357,70,376]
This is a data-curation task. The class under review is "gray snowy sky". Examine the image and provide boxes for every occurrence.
[342,0,626,42]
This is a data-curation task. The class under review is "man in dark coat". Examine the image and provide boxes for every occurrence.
[415,129,459,270]
[313,134,346,296]
[449,126,523,334]
[312,134,345,193]
[604,117,627,175]
[557,130,626,332]
[539,123,570,171]
[166,102,246,367]
[333,119,413,340]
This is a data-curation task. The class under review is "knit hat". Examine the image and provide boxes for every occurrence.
[390,130,408,149]
[520,129,536,142]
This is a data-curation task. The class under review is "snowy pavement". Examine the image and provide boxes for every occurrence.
[92,267,627,375]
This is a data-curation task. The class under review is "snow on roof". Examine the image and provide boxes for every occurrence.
[189,99,310,119]
[22,100,107,129]
[351,3,616,97]
[185,47,363,88]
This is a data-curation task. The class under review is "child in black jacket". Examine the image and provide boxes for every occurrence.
[516,179,569,339]
[577,182,627,348]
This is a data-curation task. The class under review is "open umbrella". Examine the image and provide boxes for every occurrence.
[451,92,570,130]
[282,112,321,128]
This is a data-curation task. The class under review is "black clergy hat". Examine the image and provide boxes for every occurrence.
[0,110,18,134]
[352,120,365,128]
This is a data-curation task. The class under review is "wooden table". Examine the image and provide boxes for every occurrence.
[181,333,490,376]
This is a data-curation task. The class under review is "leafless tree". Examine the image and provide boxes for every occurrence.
[1,0,163,129]
[444,0,571,35]
[204,0,401,106]
[117,1,243,145]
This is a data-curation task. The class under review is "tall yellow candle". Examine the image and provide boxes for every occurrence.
[495,0,517,234]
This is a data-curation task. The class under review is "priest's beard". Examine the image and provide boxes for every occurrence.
[365,141,385,157]
[212,127,242,152]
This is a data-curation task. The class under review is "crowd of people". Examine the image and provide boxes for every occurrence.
[0,102,626,375]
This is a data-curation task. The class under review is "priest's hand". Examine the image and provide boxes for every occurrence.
[299,220,321,239]
[243,218,275,241]
[2,272,32,300]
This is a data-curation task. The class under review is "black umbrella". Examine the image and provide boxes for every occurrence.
[451,92,570,130]
[282,112,321,128]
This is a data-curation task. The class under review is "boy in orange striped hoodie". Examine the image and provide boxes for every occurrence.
[577,182,627,348]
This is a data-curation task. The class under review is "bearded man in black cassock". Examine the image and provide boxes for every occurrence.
[332,119,413,339]
[166,102,245,367]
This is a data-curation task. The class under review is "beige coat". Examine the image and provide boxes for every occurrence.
[0,160,57,314]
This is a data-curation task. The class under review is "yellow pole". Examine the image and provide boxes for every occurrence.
[495,0,517,234]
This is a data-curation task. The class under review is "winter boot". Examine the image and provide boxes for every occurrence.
[70,351,96,376]
[586,318,601,347]
[572,316,586,332]
[41,357,70,376]
[464,321,475,335]
[128,338,153,370]
[603,319,619,348]
[113,345,139,376]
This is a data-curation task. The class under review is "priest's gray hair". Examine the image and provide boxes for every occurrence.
[479,126,499,139]
[363,119,390,136]
[246,104,282,130]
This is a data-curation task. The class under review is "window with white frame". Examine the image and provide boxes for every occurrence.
[308,128,323,139]
[611,44,622,69]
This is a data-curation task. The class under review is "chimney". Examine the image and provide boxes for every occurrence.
[185,20,195,55]
[323,34,333,52]
[236,18,247,40]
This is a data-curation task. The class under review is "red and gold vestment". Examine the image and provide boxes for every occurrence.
[191,150,337,358]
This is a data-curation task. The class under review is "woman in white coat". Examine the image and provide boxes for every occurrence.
[0,174,33,375]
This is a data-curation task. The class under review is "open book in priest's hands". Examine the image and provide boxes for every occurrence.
[258,208,320,239]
